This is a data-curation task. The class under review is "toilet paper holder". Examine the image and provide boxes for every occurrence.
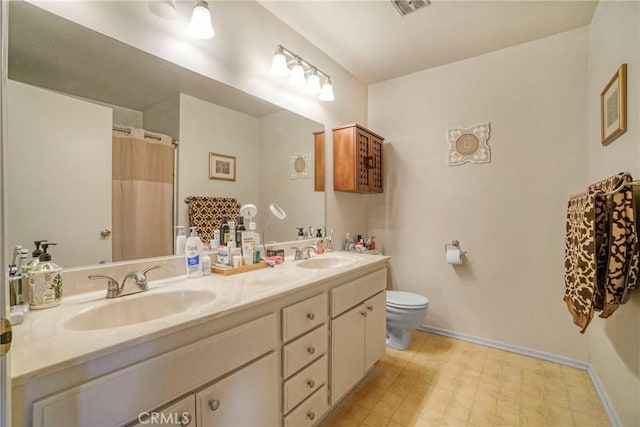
[444,240,467,255]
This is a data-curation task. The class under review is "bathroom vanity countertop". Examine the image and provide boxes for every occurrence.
[11,252,389,385]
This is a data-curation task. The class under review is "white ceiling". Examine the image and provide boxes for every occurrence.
[260,0,598,85]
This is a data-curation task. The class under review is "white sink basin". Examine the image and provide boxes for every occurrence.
[296,255,359,269]
[64,289,216,330]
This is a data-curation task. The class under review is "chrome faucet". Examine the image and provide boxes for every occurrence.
[89,265,160,298]
[291,245,318,260]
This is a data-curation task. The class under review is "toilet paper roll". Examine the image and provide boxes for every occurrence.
[446,247,463,265]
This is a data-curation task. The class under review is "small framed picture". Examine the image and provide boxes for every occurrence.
[209,153,236,181]
[601,64,627,146]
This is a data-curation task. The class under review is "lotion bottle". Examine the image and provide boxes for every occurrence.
[185,227,203,278]
[29,243,63,309]
[175,226,186,256]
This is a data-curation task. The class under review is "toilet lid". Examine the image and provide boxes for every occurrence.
[386,291,429,309]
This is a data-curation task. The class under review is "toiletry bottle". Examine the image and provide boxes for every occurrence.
[235,216,246,245]
[228,220,236,246]
[201,247,211,275]
[175,226,186,256]
[317,239,325,254]
[29,243,63,309]
[220,216,230,245]
[316,228,323,238]
[185,227,203,278]
[370,236,376,251]
[345,233,352,251]
[297,228,305,240]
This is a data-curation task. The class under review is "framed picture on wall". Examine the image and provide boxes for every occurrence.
[601,64,627,146]
[209,153,236,181]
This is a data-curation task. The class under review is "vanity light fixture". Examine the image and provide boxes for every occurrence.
[188,0,215,39]
[270,44,335,102]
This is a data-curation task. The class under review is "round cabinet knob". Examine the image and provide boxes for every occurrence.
[307,346,316,355]
[307,411,316,421]
[99,229,112,239]
[361,311,368,318]
[208,399,221,411]
[307,379,316,389]
[367,305,374,312]
[306,312,315,321]
[180,413,192,427]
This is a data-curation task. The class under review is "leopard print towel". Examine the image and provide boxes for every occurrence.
[564,172,639,332]
[186,196,240,244]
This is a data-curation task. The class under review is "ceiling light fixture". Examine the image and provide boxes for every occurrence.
[270,44,335,102]
[188,0,214,39]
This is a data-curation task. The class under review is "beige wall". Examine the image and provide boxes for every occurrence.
[368,28,590,360]
[258,111,324,242]
[178,94,261,231]
[587,2,640,425]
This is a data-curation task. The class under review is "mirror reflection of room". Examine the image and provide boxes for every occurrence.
[6,1,324,269]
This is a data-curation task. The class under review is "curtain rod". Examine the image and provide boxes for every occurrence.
[113,126,179,147]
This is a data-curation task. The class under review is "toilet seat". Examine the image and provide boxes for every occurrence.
[386,291,429,310]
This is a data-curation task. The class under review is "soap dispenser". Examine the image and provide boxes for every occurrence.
[29,243,63,309]
[297,228,305,240]
[185,227,203,278]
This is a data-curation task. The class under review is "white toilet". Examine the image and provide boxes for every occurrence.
[386,291,429,350]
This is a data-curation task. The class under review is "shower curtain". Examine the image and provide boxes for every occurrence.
[112,128,174,261]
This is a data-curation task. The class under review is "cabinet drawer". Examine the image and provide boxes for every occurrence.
[283,325,327,378]
[283,355,327,414]
[331,269,386,317]
[284,386,328,427]
[33,314,276,427]
[282,293,327,342]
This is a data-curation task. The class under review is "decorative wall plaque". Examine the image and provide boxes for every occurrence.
[447,123,491,166]
[290,152,310,179]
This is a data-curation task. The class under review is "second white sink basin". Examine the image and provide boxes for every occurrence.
[64,289,216,331]
[296,255,358,269]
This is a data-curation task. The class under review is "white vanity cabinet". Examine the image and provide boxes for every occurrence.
[330,269,386,404]
[31,314,277,427]
[281,293,329,426]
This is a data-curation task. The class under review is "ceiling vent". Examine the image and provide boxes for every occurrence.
[391,0,430,16]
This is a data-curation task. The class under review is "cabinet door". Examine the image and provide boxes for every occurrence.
[355,128,372,192]
[364,291,386,370]
[330,305,365,404]
[368,137,383,193]
[197,353,278,427]
[132,395,196,427]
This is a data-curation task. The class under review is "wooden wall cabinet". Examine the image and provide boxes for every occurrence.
[333,124,384,194]
[313,131,325,192]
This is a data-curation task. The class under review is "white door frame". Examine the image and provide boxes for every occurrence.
[1,1,12,426]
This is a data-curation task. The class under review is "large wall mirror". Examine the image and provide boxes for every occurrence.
[6,1,325,269]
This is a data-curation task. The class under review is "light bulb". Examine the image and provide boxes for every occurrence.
[188,1,214,39]
[288,62,307,88]
[304,72,321,94]
[270,51,289,77]
[319,79,335,101]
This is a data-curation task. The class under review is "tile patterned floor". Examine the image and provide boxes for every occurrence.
[319,331,610,427]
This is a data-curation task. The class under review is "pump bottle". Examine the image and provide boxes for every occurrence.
[185,227,203,278]
[29,243,63,309]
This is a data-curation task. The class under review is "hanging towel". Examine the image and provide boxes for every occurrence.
[564,192,596,333]
[186,196,240,244]
[564,172,639,332]
[597,185,639,318]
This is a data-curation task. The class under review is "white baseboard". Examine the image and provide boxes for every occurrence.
[418,325,622,427]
